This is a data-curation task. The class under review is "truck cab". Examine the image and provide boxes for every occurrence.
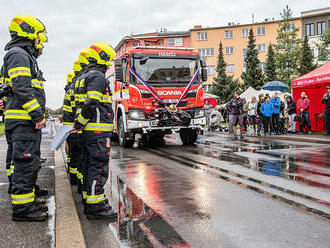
[108,46,207,147]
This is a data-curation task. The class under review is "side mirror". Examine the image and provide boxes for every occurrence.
[115,67,123,82]
[200,60,207,82]
[201,68,208,82]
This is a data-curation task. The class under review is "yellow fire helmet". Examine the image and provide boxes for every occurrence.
[9,15,48,49]
[66,71,74,85]
[88,42,116,66]
[73,60,82,73]
[78,48,90,66]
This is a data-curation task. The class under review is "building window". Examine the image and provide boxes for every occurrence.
[225,30,233,39]
[306,23,315,36]
[225,47,234,55]
[257,44,266,52]
[206,66,215,75]
[284,23,295,32]
[198,48,215,57]
[204,84,213,92]
[243,48,248,59]
[226,64,234,73]
[197,32,208,40]
[257,26,266,36]
[168,38,184,47]
[242,28,249,37]
[317,22,326,35]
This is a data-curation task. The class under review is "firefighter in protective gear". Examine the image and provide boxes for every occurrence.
[0,67,15,194]
[3,15,48,221]
[62,71,78,184]
[72,49,90,195]
[73,42,116,219]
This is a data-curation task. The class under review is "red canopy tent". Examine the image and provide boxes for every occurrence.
[291,61,330,131]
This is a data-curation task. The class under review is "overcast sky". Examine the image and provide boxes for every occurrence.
[0,0,328,109]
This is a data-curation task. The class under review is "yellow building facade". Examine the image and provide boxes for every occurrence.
[190,18,302,91]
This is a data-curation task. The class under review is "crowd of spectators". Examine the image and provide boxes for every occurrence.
[225,91,313,136]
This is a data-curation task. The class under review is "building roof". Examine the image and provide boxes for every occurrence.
[301,7,330,17]
[115,31,190,51]
[190,17,301,31]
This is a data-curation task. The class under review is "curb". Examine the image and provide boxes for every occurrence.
[55,149,86,248]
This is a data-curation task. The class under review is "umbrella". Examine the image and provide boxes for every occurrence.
[262,81,288,91]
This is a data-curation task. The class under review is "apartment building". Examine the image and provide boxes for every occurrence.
[115,30,190,55]
[190,18,302,92]
[301,7,330,63]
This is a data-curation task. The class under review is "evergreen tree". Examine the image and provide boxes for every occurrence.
[241,28,264,89]
[275,5,301,86]
[317,22,330,62]
[298,36,316,75]
[211,42,239,103]
[264,43,277,82]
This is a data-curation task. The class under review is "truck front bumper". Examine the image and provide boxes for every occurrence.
[126,117,206,132]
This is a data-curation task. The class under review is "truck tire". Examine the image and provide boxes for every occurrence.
[118,116,134,148]
[179,128,198,145]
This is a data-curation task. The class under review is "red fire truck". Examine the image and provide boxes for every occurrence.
[108,46,207,147]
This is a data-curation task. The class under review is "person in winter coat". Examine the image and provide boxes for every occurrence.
[297,92,312,134]
[270,92,281,134]
[261,96,274,135]
[248,96,258,134]
[227,91,244,135]
[321,85,330,135]
[286,96,297,133]
[257,94,265,136]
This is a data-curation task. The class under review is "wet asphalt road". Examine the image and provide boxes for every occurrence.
[74,132,330,248]
[0,127,55,248]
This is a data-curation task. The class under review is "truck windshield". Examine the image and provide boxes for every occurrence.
[133,57,199,85]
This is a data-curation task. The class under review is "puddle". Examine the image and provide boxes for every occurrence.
[109,176,190,248]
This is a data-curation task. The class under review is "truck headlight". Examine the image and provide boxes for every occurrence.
[128,110,145,119]
[194,108,205,118]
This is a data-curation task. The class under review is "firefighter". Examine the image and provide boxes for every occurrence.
[72,48,90,195]
[62,71,77,183]
[2,15,48,221]
[72,42,116,219]
[0,66,14,194]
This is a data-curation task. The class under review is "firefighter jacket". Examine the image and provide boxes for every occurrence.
[62,83,75,124]
[73,71,86,118]
[2,46,45,131]
[74,68,113,132]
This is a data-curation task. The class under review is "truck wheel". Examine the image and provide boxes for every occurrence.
[179,128,198,145]
[118,116,134,148]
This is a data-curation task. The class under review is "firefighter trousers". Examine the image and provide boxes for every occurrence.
[82,132,111,212]
[67,133,82,181]
[5,130,14,186]
[10,125,40,215]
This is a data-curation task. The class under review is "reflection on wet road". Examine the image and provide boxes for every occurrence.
[80,133,330,248]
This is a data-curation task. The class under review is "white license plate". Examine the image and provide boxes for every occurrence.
[164,99,178,103]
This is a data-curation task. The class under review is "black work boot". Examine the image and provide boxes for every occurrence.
[12,211,48,222]
[86,209,117,220]
[77,183,82,194]
[70,176,78,185]
[35,204,48,212]
[7,176,12,194]
[35,185,48,197]
[7,183,12,194]
[35,198,47,205]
